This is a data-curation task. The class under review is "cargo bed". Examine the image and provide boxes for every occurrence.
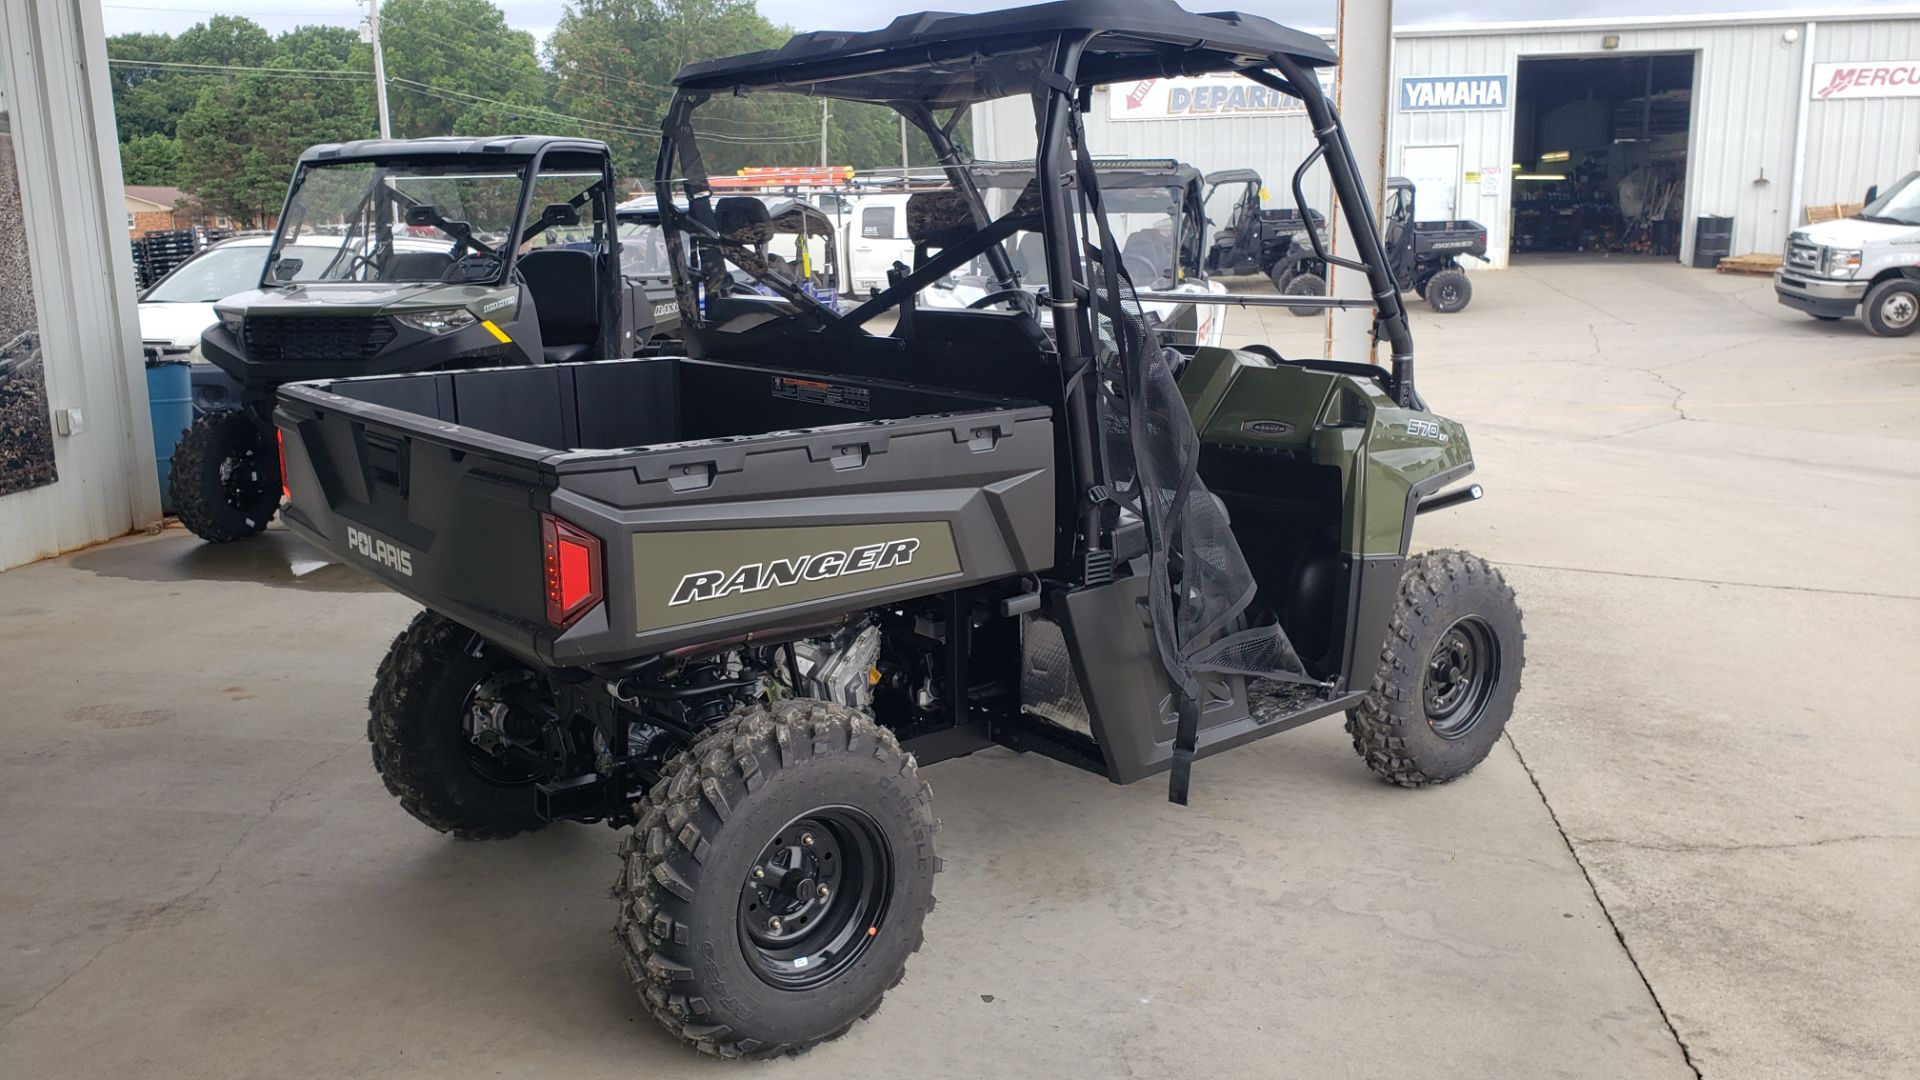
[276,356,1057,667]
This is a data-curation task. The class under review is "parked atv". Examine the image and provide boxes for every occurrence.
[276,0,1523,1058]
[175,136,654,542]
[1275,176,1488,315]
[1202,167,1327,289]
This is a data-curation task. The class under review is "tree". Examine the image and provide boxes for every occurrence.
[175,36,376,227]
[120,133,180,186]
[546,0,957,184]
[369,0,555,138]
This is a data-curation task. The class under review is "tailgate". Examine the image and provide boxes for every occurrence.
[276,382,559,662]
[278,367,1058,670]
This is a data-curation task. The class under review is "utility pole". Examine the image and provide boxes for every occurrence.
[819,100,830,168]
[366,0,392,139]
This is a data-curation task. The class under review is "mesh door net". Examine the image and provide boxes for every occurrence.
[1073,136,1311,805]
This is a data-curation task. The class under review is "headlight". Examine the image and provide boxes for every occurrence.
[217,310,244,336]
[1823,247,1863,278]
[394,308,478,335]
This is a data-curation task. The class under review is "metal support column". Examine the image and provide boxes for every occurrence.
[1326,0,1395,364]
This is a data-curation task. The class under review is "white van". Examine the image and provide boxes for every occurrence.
[1775,171,1920,338]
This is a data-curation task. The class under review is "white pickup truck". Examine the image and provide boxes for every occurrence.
[1775,171,1920,337]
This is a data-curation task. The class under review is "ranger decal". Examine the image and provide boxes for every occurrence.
[669,538,921,607]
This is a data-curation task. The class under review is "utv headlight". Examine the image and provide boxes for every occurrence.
[394,308,478,335]
[1823,247,1863,278]
[217,309,245,336]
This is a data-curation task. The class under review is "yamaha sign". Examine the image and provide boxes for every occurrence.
[1399,74,1509,111]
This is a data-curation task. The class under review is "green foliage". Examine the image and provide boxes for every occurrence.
[120,133,180,186]
[373,0,555,137]
[547,0,958,186]
[172,30,375,226]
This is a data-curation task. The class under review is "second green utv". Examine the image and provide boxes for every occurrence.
[274,0,1526,1060]
[174,135,678,542]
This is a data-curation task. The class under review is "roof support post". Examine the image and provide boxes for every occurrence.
[1326,0,1395,370]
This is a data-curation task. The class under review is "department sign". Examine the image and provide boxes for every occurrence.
[1399,74,1509,111]
[1108,73,1329,121]
[1812,60,1920,99]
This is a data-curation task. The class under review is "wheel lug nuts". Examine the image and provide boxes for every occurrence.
[817,885,829,899]
[753,867,765,879]
[769,917,782,931]
[801,832,814,847]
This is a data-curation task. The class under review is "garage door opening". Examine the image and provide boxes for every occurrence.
[1511,53,1694,260]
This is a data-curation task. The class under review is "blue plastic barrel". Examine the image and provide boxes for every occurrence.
[146,359,193,513]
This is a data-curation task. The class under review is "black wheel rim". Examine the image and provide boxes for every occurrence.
[219,443,274,511]
[738,807,894,990]
[460,668,545,786]
[1436,282,1462,309]
[1423,615,1500,739]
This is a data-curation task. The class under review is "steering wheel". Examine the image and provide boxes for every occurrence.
[967,288,1040,315]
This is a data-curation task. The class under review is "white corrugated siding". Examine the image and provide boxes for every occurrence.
[1802,19,1920,211]
[977,13,1919,270]
[1394,21,1813,267]
[0,0,158,570]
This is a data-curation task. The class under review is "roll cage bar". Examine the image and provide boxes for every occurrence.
[652,24,1418,409]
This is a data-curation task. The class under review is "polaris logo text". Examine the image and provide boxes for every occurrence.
[670,538,920,607]
[346,526,414,577]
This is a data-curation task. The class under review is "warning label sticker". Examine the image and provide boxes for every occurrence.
[772,376,870,412]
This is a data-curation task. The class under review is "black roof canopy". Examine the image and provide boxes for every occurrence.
[672,0,1336,108]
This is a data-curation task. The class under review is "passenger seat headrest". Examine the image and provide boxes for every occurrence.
[714,196,773,245]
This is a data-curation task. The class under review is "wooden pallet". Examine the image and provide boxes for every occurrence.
[1806,201,1864,224]
[1716,253,1782,276]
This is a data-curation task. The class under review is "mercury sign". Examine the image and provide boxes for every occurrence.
[1400,75,1509,111]
[1811,60,1920,99]
[1107,74,1326,121]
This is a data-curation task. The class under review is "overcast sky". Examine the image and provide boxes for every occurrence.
[99,0,1918,46]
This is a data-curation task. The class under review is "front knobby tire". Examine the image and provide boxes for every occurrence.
[1347,550,1525,787]
[613,699,939,1059]
[170,410,281,542]
[367,610,549,840]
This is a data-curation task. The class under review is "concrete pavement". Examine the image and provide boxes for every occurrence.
[1,257,1913,1078]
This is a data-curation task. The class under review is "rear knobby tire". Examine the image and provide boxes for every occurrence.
[170,409,281,542]
[1347,550,1524,787]
[1284,271,1325,317]
[367,610,548,840]
[1268,262,1296,293]
[613,699,939,1059]
[1425,268,1472,314]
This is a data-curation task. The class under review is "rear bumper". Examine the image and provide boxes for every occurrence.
[1774,272,1865,319]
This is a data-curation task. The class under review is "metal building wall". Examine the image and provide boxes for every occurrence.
[1392,19,1815,268]
[0,0,159,570]
[1801,19,1920,210]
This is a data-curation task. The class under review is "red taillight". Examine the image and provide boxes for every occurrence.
[276,428,290,502]
[541,513,603,630]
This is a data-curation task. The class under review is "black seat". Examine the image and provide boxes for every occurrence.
[517,248,598,363]
[1121,228,1174,285]
[382,250,453,281]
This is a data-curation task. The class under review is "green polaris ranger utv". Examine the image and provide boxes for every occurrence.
[176,135,655,542]
[274,1,1523,1058]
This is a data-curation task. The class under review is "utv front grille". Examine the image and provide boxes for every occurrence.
[243,315,397,363]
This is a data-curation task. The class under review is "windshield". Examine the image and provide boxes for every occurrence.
[268,159,530,286]
[619,220,674,278]
[1860,172,1920,227]
[142,243,337,303]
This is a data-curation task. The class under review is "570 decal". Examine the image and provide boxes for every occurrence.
[670,538,920,607]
